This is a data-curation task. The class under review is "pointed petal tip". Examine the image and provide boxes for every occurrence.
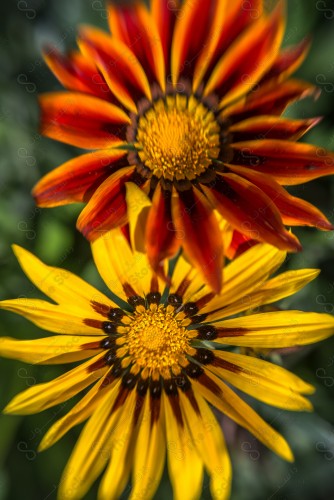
[282,232,302,253]
[209,275,223,295]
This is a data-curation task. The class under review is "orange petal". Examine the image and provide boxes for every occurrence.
[145,184,181,274]
[78,26,151,113]
[171,188,224,293]
[108,2,165,90]
[193,0,263,90]
[231,139,334,185]
[227,164,333,230]
[230,116,321,142]
[225,79,319,124]
[77,166,138,241]
[226,230,258,260]
[260,37,311,86]
[42,48,114,101]
[204,2,285,106]
[32,149,127,207]
[39,92,130,149]
[151,0,180,72]
[171,0,216,85]
[201,173,301,251]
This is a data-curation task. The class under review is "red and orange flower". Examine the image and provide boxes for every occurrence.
[33,0,334,291]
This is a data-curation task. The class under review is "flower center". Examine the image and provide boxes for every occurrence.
[136,95,220,180]
[124,305,191,371]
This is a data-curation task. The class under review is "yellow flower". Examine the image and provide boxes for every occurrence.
[1,229,333,499]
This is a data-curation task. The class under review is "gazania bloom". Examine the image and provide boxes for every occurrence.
[33,0,334,291]
[1,230,334,499]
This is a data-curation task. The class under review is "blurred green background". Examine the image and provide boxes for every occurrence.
[1,0,334,499]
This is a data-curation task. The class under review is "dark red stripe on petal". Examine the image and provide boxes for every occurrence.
[133,394,146,426]
[39,92,129,149]
[196,292,215,310]
[231,140,334,185]
[184,388,201,416]
[225,79,320,124]
[111,387,129,413]
[216,327,248,337]
[77,166,136,241]
[87,357,107,373]
[195,0,262,87]
[150,275,159,293]
[230,117,321,143]
[172,0,216,82]
[78,27,150,109]
[146,185,180,275]
[259,38,311,86]
[152,0,179,73]
[91,301,112,317]
[171,188,224,293]
[212,357,242,374]
[202,173,301,251]
[32,150,128,208]
[150,397,161,425]
[228,165,334,231]
[175,277,191,298]
[43,48,115,102]
[167,393,184,428]
[83,318,104,329]
[108,3,164,87]
[207,3,283,102]
[197,372,222,397]
[226,230,258,259]
[122,282,138,299]
[81,341,103,350]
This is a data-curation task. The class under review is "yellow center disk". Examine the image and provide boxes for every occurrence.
[136,95,220,180]
[121,305,192,373]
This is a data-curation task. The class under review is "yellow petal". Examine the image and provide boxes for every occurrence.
[209,350,314,411]
[201,243,286,315]
[0,299,103,335]
[215,311,334,347]
[0,335,103,365]
[206,268,319,321]
[192,371,294,462]
[180,391,232,500]
[4,353,106,415]
[92,228,152,301]
[129,395,165,500]
[58,380,122,500]
[39,376,115,452]
[98,390,138,500]
[125,182,151,253]
[12,245,113,313]
[164,393,203,500]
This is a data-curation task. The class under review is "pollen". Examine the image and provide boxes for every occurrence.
[123,305,191,372]
[136,95,220,180]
